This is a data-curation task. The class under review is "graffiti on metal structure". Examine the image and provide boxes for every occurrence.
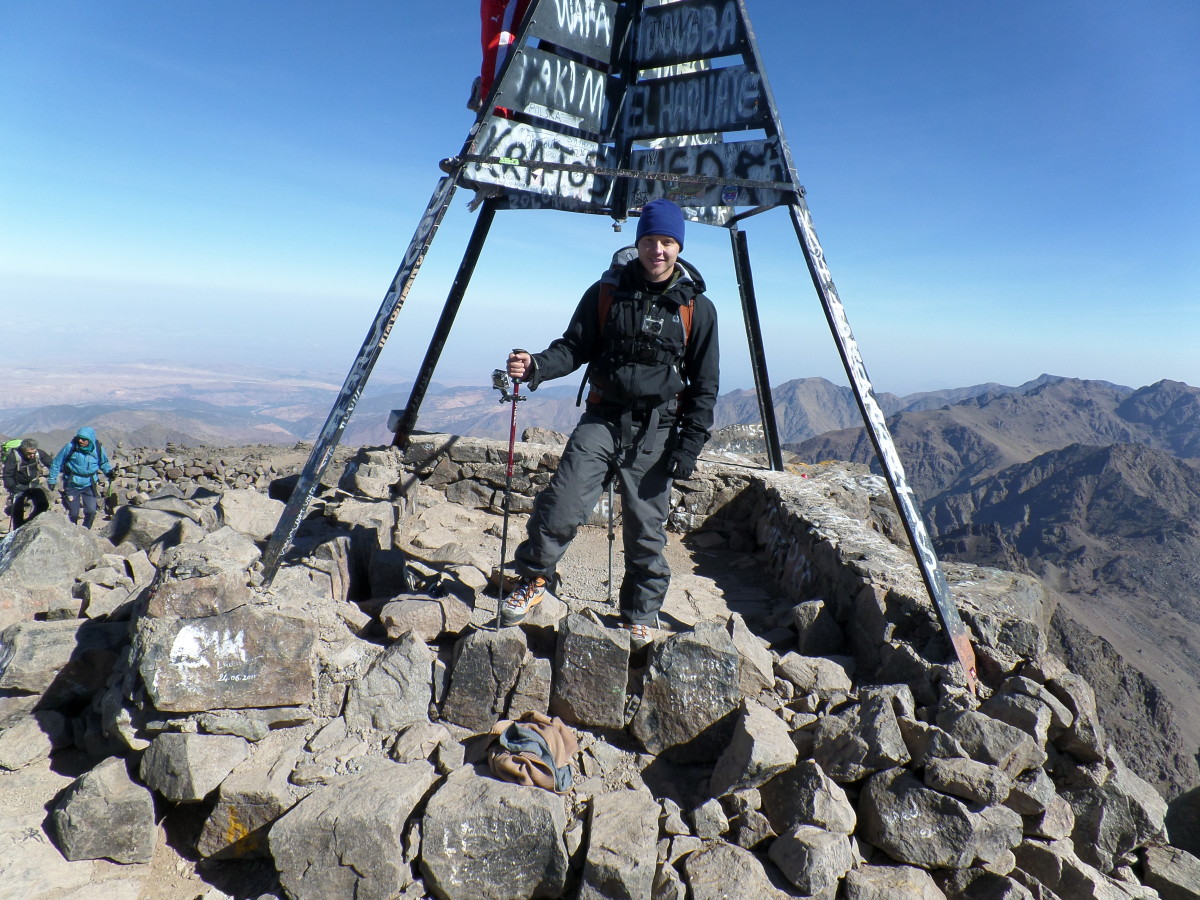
[493,191,607,213]
[624,65,765,140]
[638,0,743,68]
[466,119,612,204]
[495,48,611,132]
[527,0,616,61]
[791,201,952,601]
[628,137,784,207]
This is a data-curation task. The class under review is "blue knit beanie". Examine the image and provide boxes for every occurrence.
[636,198,685,248]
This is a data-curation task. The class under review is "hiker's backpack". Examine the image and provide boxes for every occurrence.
[576,247,697,407]
[2,439,21,457]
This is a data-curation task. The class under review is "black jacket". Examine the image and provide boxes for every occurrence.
[3,448,52,493]
[528,256,719,459]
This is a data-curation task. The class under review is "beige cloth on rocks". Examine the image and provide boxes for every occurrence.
[487,711,578,793]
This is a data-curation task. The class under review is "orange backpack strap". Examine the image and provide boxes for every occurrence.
[597,280,693,342]
[597,280,615,334]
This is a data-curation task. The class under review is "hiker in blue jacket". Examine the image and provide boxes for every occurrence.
[500,199,719,640]
[47,426,115,529]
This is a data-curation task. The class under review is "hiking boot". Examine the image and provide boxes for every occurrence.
[501,576,548,625]
[618,615,661,649]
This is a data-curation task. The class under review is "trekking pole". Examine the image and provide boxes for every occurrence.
[492,364,525,630]
[607,476,616,606]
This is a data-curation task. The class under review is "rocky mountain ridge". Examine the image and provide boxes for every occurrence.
[791,378,1200,801]
[1,368,1066,451]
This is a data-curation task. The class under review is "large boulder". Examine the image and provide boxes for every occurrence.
[0,618,128,708]
[708,699,798,797]
[1062,752,1168,873]
[768,824,855,896]
[0,513,112,627]
[760,758,857,835]
[50,757,156,864]
[578,790,660,900]
[132,604,316,712]
[859,768,1022,869]
[196,726,308,860]
[843,865,947,899]
[269,762,437,900]
[139,732,250,802]
[1142,844,1200,900]
[813,694,911,782]
[440,628,527,733]
[630,622,740,759]
[421,766,569,899]
[0,708,70,771]
[682,840,792,900]
[550,613,630,730]
[342,631,433,735]
[216,489,285,541]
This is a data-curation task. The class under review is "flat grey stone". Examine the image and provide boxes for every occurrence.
[133,605,316,712]
[139,732,250,802]
[343,631,433,734]
[51,757,156,864]
[578,790,660,900]
[421,766,568,900]
[270,762,436,900]
[550,612,629,729]
[709,699,798,797]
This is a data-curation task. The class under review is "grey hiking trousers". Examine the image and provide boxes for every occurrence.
[514,408,674,626]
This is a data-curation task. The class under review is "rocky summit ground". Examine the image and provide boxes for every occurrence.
[1,432,1198,900]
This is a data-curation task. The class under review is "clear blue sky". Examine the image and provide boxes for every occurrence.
[2,1,1197,396]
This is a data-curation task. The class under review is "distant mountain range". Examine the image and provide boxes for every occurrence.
[791,377,1200,796]
[5,366,1199,798]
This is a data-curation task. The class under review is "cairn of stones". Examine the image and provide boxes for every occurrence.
[1,429,1197,899]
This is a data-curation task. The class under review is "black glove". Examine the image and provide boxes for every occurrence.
[665,449,697,480]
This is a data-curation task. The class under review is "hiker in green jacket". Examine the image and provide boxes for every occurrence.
[3,438,53,527]
[47,426,115,529]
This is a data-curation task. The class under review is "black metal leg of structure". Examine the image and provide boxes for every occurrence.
[260,175,459,584]
[729,225,784,471]
[786,199,978,692]
[391,200,498,447]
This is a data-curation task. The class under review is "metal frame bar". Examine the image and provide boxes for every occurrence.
[728,224,783,471]
[390,199,498,448]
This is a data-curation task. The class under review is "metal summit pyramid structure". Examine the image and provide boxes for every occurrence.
[261,0,978,690]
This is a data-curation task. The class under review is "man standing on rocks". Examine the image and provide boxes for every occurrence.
[47,426,116,529]
[501,199,719,640]
[3,438,52,527]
